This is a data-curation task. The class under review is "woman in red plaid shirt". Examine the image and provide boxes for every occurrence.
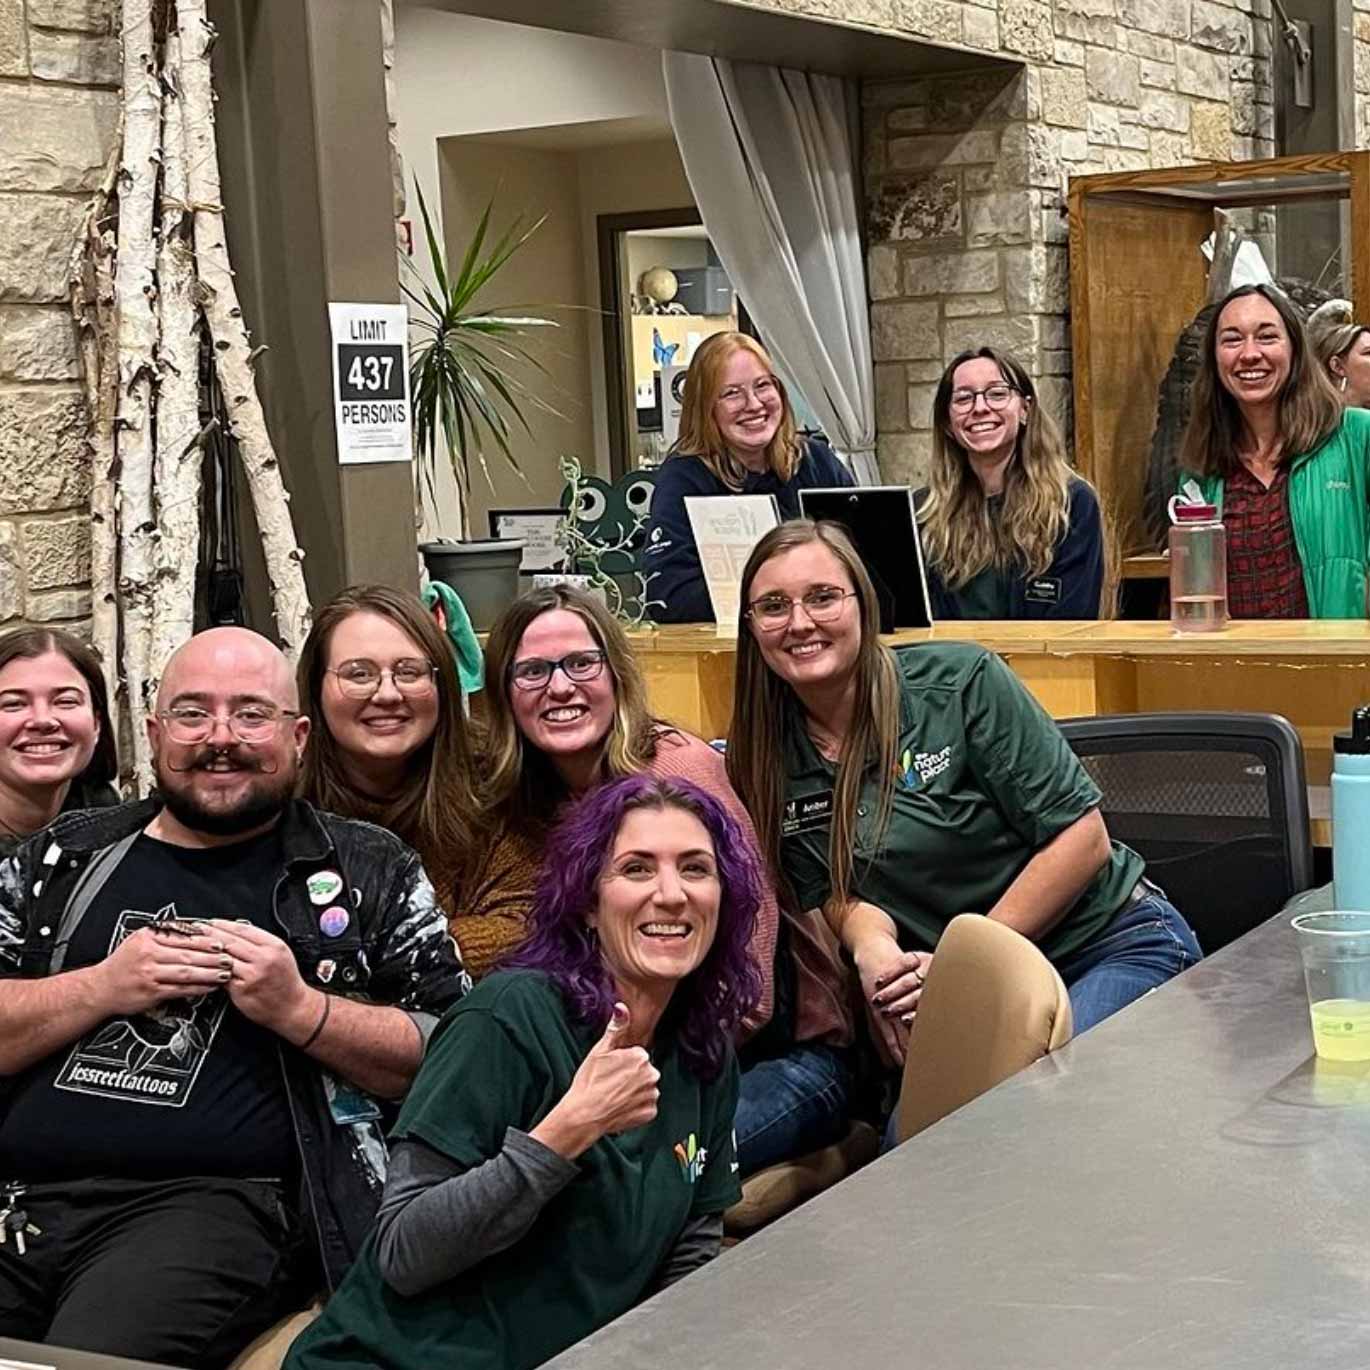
[1179,283,1370,619]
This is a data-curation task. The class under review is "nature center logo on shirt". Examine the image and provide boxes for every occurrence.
[673,1133,708,1184]
[896,748,916,790]
[896,744,954,790]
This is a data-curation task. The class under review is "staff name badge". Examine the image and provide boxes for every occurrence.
[328,302,412,465]
[782,791,834,837]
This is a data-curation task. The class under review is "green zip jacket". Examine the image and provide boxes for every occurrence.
[1184,407,1370,619]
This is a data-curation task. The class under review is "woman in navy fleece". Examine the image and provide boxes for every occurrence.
[643,332,853,623]
[916,347,1107,620]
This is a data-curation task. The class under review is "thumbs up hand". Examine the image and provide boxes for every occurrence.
[531,1002,661,1160]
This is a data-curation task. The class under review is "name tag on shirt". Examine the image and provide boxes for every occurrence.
[782,790,834,837]
[1025,576,1062,605]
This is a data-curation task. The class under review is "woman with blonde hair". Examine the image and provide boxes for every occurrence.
[1179,283,1370,618]
[1307,299,1370,409]
[458,584,855,1176]
[919,347,1105,618]
[643,331,853,622]
[296,584,482,909]
[727,518,1198,1071]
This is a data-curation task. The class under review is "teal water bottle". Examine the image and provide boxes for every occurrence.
[1333,706,1370,911]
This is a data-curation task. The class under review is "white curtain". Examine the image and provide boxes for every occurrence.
[662,52,879,484]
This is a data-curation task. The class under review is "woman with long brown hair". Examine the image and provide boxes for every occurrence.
[1179,282,1370,618]
[459,584,854,1177]
[296,584,480,906]
[0,627,119,856]
[642,331,853,622]
[727,518,1199,1071]
[918,347,1105,619]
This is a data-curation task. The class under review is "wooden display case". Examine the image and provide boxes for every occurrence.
[1068,152,1370,562]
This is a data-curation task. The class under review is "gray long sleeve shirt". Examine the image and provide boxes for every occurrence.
[375,1129,724,1298]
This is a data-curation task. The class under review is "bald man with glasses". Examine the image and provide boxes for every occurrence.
[0,628,469,1367]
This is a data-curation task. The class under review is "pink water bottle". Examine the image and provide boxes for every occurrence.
[1168,497,1228,633]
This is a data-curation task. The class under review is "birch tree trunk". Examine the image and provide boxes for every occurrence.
[113,0,162,791]
[150,32,203,695]
[69,141,122,739]
[176,0,312,659]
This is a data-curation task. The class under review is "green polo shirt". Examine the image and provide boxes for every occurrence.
[288,971,740,1370]
[780,642,1143,964]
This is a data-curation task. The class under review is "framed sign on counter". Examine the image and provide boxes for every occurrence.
[488,507,568,575]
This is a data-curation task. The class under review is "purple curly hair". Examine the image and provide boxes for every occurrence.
[507,774,763,1080]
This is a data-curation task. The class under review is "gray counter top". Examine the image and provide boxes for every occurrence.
[547,913,1370,1370]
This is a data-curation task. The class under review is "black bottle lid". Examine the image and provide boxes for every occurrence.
[1334,706,1370,755]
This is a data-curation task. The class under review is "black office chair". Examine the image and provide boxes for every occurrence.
[1057,712,1314,955]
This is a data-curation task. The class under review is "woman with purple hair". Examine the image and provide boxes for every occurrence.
[286,775,762,1370]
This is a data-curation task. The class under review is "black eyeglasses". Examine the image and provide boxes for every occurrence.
[509,649,608,691]
[948,384,1019,413]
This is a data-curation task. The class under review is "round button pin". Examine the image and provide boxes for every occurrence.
[319,906,350,938]
[307,871,344,906]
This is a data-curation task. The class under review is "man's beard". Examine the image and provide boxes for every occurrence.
[154,747,296,837]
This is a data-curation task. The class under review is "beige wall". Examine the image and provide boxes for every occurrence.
[0,0,119,631]
[394,8,684,532]
[437,138,596,537]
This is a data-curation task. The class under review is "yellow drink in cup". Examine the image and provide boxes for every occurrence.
[1292,912,1370,1062]
[1308,999,1370,1062]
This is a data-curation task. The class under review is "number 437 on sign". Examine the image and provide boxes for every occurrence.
[328,301,413,466]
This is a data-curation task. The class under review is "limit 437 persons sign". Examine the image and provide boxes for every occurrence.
[328,302,413,464]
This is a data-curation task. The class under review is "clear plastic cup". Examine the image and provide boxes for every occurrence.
[1291,911,1370,1061]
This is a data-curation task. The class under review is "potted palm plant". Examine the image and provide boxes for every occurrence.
[405,180,560,628]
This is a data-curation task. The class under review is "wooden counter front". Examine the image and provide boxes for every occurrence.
[627,619,1370,844]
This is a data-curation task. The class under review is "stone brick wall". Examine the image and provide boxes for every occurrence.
[861,0,1285,481]
[744,0,1370,484]
[0,0,119,631]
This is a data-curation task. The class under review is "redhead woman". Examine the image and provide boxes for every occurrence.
[727,518,1200,1070]
[1179,283,1370,618]
[459,585,854,1177]
[0,627,118,857]
[642,331,853,622]
[919,347,1106,619]
[285,776,759,1370]
[295,585,481,907]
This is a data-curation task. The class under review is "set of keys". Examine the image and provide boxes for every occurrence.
[0,1184,40,1257]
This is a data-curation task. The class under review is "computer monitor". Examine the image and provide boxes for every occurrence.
[798,486,933,632]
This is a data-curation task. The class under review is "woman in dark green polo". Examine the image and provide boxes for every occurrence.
[284,776,760,1370]
[726,519,1200,1068]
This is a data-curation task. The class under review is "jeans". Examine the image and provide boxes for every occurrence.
[736,1043,852,1178]
[1056,884,1202,1035]
[0,1176,313,1368]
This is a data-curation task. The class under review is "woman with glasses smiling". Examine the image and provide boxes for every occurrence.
[458,586,855,1177]
[296,585,481,922]
[729,519,1199,1080]
[642,331,854,623]
[918,347,1107,619]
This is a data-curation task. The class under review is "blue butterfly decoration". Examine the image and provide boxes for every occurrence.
[652,327,679,367]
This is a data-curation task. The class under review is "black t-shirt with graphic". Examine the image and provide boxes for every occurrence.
[0,829,297,1182]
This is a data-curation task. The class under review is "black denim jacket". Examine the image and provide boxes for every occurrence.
[0,798,470,1289]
